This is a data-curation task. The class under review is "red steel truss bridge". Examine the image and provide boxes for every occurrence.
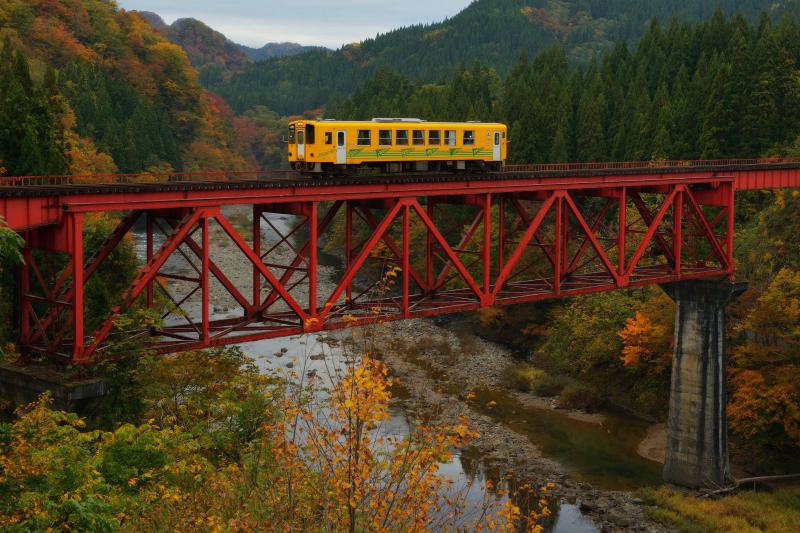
[2,158,800,363]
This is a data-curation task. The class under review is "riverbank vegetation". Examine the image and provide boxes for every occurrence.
[1,341,547,531]
[327,11,800,475]
[639,486,800,533]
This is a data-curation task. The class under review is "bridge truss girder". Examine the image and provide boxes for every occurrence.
[17,179,735,363]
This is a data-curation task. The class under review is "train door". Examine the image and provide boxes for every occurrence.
[297,129,306,160]
[493,131,502,161]
[336,130,346,164]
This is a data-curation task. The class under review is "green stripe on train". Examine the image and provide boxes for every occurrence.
[348,148,493,158]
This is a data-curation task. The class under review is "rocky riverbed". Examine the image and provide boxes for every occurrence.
[153,205,338,316]
[151,208,672,531]
[374,318,674,532]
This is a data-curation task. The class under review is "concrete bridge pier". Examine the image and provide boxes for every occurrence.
[660,279,747,488]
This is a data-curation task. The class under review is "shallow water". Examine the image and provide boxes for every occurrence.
[237,330,599,532]
[134,209,660,530]
[468,387,662,490]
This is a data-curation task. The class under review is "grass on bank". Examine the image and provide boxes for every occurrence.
[639,486,800,533]
[506,362,602,411]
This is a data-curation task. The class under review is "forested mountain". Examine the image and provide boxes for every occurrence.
[330,12,800,163]
[134,12,324,89]
[210,0,800,116]
[0,0,249,175]
[238,42,327,62]
[133,12,250,77]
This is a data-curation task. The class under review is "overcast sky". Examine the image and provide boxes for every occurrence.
[117,1,473,49]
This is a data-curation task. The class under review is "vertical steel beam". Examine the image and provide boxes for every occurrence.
[71,213,84,362]
[498,196,505,275]
[411,200,484,301]
[402,203,410,318]
[625,189,680,278]
[554,196,563,295]
[201,213,209,344]
[19,247,30,345]
[619,188,626,279]
[482,194,491,295]
[322,201,404,317]
[146,212,154,308]
[492,193,558,297]
[253,205,261,309]
[726,184,735,275]
[674,190,683,277]
[345,200,353,301]
[308,202,318,317]
[426,200,434,294]
[562,196,621,284]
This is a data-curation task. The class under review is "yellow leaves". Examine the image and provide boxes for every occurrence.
[477,306,506,328]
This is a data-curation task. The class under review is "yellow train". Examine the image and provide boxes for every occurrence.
[287,118,507,174]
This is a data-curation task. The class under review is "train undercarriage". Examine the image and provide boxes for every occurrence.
[292,160,504,176]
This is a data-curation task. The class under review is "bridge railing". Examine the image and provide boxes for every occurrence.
[0,169,301,187]
[503,157,800,173]
[2,158,800,186]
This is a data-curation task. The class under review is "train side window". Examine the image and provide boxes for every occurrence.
[357,129,371,146]
[445,130,456,146]
[396,130,409,145]
[412,130,425,145]
[428,130,441,145]
[494,132,500,145]
[306,124,315,144]
[325,132,332,145]
[463,130,475,145]
[337,131,345,146]
[379,130,392,146]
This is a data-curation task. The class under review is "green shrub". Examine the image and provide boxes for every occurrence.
[639,486,800,533]
[531,374,569,397]
[558,382,603,412]
[507,363,546,392]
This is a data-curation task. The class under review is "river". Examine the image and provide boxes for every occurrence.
[136,207,666,531]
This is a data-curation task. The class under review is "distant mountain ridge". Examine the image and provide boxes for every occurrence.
[239,42,328,62]
[205,0,800,116]
[133,11,324,68]
[0,0,249,174]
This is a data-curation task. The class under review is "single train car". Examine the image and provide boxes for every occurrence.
[287,118,507,174]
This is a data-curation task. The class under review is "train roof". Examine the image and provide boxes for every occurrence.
[290,118,506,127]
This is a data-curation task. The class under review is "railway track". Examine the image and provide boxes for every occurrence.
[2,158,800,197]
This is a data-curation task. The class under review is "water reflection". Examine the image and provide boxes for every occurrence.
[134,210,601,531]
[236,329,597,532]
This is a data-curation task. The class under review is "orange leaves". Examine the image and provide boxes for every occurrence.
[728,269,800,450]
[741,268,800,347]
[729,367,800,447]
[66,134,118,178]
[620,311,663,367]
[618,293,673,376]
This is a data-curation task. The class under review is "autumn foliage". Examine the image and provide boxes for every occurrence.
[728,269,800,455]
[0,0,248,175]
[0,337,547,531]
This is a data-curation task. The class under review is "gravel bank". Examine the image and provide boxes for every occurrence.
[376,318,674,533]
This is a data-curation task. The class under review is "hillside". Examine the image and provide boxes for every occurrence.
[0,0,248,175]
[209,0,800,116]
[134,12,250,71]
[136,12,322,66]
[239,42,326,62]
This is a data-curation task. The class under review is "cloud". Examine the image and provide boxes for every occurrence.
[117,0,473,48]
